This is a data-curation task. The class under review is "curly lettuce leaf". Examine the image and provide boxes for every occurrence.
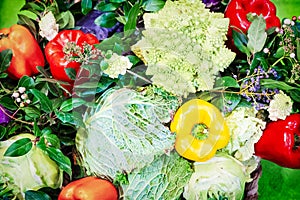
[76,88,177,179]
[121,151,193,200]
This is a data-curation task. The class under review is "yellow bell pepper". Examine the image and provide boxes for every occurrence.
[170,99,230,162]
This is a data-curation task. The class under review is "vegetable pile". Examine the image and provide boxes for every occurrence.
[0,0,300,199]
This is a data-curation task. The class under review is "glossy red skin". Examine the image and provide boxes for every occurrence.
[254,114,300,169]
[58,176,118,200]
[0,24,45,79]
[44,30,99,86]
[225,0,281,33]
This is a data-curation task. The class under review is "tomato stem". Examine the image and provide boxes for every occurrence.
[192,123,209,140]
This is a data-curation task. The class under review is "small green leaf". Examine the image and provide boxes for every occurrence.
[247,15,267,54]
[142,0,165,12]
[18,76,35,88]
[215,76,240,88]
[0,96,17,110]
[0,126,6,140]
[25,190,51,200]
[289,89,300,102]
[95,33,123,51]
[109,0,126,3]
[96,2,120,12]
[64,68,76,80]
[260,79,296,91]
[4,138,33,157]
[232,30,250,56]
[59,98,86,112]
[55,110,74,124]
[212,93,241,113]
[43,133,60,149]
[100,60,109,70]
[46,147,72,177]
[127,55,140,65]
[81,0,92,15]
[95,12,117,28]
[0,49,13,73]
[41,127,52,135]
[23,106,41,120]
[57,11,75,29]
[297,39,300,60]
[29,89,53,113]
[274,47,285,58]
[124,3,140,31]
[33,121,41,137]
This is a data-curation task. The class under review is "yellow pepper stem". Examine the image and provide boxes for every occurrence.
[192,123,209,140]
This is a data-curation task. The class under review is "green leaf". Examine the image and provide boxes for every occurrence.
[41,127,52,135]
[64,68,76,80]
[59,98,86,112]
[95,33,123,51]
[33,121,41,137]
[127,55,141,65]
[17,14,37,36]
[124,3,140,31]
[4,138,33,157]
[142,0,165,12]
[0,49,13,73]
[96,2,120,12]
[46,147,72,177]
[42,133,60,149]
[18,10,38,21]
[215,76,240,88]
[0,0,25,29]
[29,89,53,113]
[109,0,126,3]
[297,38,300,60]
[212,93,241,113]
[23,106,41,120]
[25,190,51,200]
[273,47,285,58]
[247,15,267,54]
[0,96,17,110]
[289,89,300,102]
[260,79,296,91]
[18,76,35,88]
[94,12,117,28]
[232,30,250,56]
[56,11,75,29]
[81,0,93,15]
[258,159,300,200]
[55,110,74,124]
[0,126,6,140]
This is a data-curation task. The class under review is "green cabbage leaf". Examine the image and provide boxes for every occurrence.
[121,151,193,200]
[76,87,178,179]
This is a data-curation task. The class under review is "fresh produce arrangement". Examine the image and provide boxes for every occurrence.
[0,0,300,199]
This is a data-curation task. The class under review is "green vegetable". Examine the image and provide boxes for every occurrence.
[0,133,63,199]
[76,87,179,179]
[223,107,266,162]
[183,153,251,200]
[132,0,235,97]
[121,151,192,200]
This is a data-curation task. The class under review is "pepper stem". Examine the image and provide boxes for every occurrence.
[191,123,209,140]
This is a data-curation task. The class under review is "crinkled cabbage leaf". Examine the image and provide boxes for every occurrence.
[76,87,178,178]
[121,151,192,200]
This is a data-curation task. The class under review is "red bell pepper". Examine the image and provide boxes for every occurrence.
[254,114,300,169]
[0,24,45,79]
[224,0,281,33]
[44,30,99,91]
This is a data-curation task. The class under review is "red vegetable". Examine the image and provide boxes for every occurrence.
[254,114,300,169]
[225,0,281,33]
[0,24,45,79]
[58,176,118,200]
[224,0,281,53]
[44,30,99,92]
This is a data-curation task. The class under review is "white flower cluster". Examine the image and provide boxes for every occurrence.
[132,0,235,97]
[39,11,59,41]
[103,53,133,79]
[12,87,31,107]
[267,91,293,121]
